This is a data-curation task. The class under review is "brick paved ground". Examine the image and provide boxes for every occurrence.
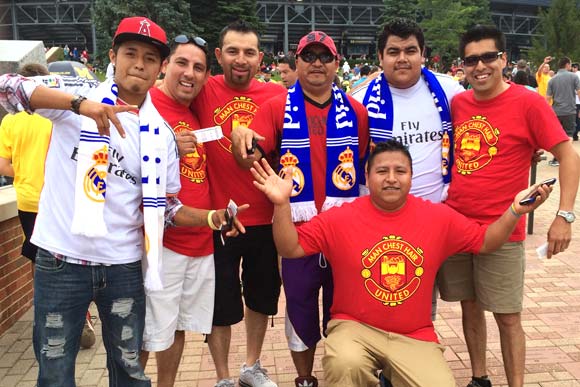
[1,143,579,387]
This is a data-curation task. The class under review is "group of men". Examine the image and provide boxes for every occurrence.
[0,14,578,387]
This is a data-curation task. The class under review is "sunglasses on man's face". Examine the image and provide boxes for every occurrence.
[173,35,208,53]
[299,51,335,64]
[463,51,503,67]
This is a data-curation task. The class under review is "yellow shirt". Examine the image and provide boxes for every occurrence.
[536,72,551,98]
[0,112,52,212]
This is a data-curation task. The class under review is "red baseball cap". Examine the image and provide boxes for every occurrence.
[113,16,170,59]
[296,31,337,57]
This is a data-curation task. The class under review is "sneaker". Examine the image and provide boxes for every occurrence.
[548,159,560,167]
[215,379,235,387]
[239,360,277,387]
[80,314,95,349]
[295,376,318,387]
[467,376,492,387]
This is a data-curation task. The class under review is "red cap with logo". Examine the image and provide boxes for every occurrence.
[112,16,170,59]
[296,31,337,56]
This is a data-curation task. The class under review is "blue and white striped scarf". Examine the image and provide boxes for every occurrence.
[71,79,168,290]
[280,81,360,222]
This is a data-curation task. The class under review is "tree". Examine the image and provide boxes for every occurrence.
[190,0,262,73]
[419,0,491,71]
[382,0,420,24]
[528,0,580,66]
[92,0,196,67]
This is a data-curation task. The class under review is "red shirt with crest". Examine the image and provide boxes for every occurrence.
[297,195,485,343]
[446,84,568,241]
[191,75,286,226]
[150,87,212,256]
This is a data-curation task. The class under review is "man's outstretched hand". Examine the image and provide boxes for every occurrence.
[251,159,293,205]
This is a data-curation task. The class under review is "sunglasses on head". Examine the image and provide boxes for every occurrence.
[299,51,335,64]
[463,51,503,67]
[173,34,208,53]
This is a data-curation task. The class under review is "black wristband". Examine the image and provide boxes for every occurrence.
[70,95,87,115]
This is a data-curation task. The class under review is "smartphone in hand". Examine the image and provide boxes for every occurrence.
[519,177,557,205]
[220,199,239,245]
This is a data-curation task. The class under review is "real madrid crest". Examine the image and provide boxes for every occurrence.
[332,146,356,190]
[83,145,108,202]
[279,150,304,197]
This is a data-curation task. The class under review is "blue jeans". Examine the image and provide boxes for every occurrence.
[33,248,150,387]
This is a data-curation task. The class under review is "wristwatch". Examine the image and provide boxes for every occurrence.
[70,95,87,115]
[556,210,576,223]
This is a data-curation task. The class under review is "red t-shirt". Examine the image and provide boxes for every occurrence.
[150,87,212,256]
[446,84,568,241]
[191,75,286,226]
[297,195,485,343]
[252,92,370,211]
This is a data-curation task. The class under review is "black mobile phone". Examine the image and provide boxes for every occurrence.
[247,137,258,154]
[220,207,235,244]
[518,177,557,205]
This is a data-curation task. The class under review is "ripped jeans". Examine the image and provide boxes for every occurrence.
[33,248,150,387]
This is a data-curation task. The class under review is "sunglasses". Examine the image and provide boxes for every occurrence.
[173,35,208,53]
[463,51,503,67]
[299,51,335,64]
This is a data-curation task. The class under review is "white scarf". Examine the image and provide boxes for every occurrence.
[71,79,168,290]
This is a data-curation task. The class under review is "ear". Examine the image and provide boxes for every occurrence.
[258,51,265,64]
[215,47,222,65]
[108,48,116,65]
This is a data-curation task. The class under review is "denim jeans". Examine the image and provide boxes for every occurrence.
[33,248,150,387]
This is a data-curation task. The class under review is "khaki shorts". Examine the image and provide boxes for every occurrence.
[323,319,455,387]
[437,242,525,313]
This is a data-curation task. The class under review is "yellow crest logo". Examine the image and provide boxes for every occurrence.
[279,150,304,197]
[332,146,356,190]
[360,235,424,306]
[83,146,108,202]
[454,115,499,175]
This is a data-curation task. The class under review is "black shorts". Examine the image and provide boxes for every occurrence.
[18,210,38,262]
[212,225,281,326]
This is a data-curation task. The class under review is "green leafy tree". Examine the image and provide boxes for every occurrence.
[92,0,196,67]
[190,0,262,72]
[419,0,491,70]
[528,0,580,66]
[382,0,420,24]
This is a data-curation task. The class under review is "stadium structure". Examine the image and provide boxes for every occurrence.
[0,0,553,61]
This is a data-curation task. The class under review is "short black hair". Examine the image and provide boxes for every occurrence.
[366,140,413,173]
[219,20,260,49]
[360,65,371,76]
[572,62,579,69]
[378,18,425,56]
[513,70,529,86]
[278,55,296,71]
[558,56,571,69]
[459,25,505,58]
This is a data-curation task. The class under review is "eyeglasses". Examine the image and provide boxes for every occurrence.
[463,51,503,67]
[299,51,335,64]
[173,35,208,53]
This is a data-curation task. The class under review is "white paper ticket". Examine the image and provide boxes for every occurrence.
[192,125,223,143]
[536,242,548,259]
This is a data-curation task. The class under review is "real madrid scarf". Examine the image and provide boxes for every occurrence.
[280,81,359,222]
[71,79,168,291]
[362,67,453,185]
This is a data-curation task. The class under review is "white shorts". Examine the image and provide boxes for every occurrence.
[143,247,215,352]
